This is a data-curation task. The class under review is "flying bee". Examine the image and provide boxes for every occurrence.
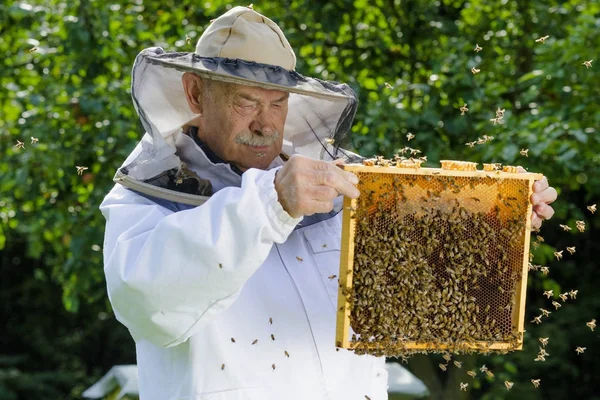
[520,149,529,157]
[504,381,514,390]
[439,363,447,372]
[535,35,550,43]
[575,221,586,233]
[467,370,477,378]
[569,290,578,299]
[554,250,563,260]
[185,35,192,44]
[272,363,276,371]
[479,365,488,373]
[586,319,596,331]
[454,361,463,369]
[406,132,415,141]
[460,104,469,115]
[575,347,586,355]
[471,67,481,74]
[14,140,25,150]
[559,293,569,302]
[76,166,88,175]
[296,256,303,262]
[474,44,482,52]
[284,350,290,358]
[582,60,593,68]
[29,47,38,53]
[540,309,551,317]
[539,337,549,346]
[559,224,572,231]
[384,82,393,90]
[271,334,275,341]
[534,355,546,362]
[221,363,225,370]
[30,137,39,144]
[543,290,554,298]
[460,382,468,391]
[252,339,258,345]
[552,301,562,310]
[219,263,223,269]
[566,246,576,255]
[231,338,236,343]
[531,379,541,388]
[269,317,273,324]
[540,266,550,275]
[531,315,542,325]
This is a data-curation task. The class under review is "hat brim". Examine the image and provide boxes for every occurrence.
[145,49,353,102]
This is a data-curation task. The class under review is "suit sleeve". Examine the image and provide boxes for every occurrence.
[100,167,301,347]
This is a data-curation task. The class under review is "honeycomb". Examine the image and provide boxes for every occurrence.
[335,162,543,357]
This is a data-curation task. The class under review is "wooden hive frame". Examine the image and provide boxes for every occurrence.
[335,164,544,353]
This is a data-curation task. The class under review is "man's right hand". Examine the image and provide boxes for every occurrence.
[274,155,360,218]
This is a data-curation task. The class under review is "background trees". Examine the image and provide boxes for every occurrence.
[1,0,598,398]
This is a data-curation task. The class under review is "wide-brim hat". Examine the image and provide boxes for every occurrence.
[122,5,361,183]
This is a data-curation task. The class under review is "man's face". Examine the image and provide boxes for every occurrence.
[195,80,289,172]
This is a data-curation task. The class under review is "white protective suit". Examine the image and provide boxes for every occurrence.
[100,44,388,399]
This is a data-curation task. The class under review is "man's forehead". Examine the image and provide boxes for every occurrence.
[230,83,289,101]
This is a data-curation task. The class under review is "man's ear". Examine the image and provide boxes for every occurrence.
[182,72,205,115]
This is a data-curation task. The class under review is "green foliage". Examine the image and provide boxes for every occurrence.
[0,0,598,399]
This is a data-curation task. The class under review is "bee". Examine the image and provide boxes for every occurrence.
[231,337,236,343]
[586,319,596,331]
[551,301,562,310]
[490,117,502,125]
[553,250,563,260]
[474,44,482,52]
[534,355,546,362]
[540,309,551,317]
[185,35,192,45]
[538,347,549,357]
[76,166,89,175]
[271,334,275,341]
[479,365,488,373]
[272,363,276,371]
[504,381,514,390]
[328,275,337,280]
[566,246,576,255]
[29,47,38,53]
[559,293,569,302]
[221,363,225,370]
[30,137,39,144]
[569,290,578,299]
[520,149,529,157]
[269,317,273,324]
[471,67,481,74]
[575,221,586,233]
[536,235,545,242]
[460,382,468,391]
[296,256,303,262]
[252,339,258,345]
[539,337,549,346]
[467,370,477,378]
[284,350,290,358]
[14,140,25,150]
[540,266,550,275]
[384,82,393,90]
[460,104,469,115]
[582,60,593,68]
[365,396,372,400]
[559,224,572,231]
[535,35,550,43]
[219,263,223,269]
[465,141,476,148]
[406,132,415,141]
[439,363,447,371]
[531,315,543,325]
[575,347,586,355]
[322,244,327,248]
[543,290,554,298]
[485,370,494,379]
[531,379,541,388]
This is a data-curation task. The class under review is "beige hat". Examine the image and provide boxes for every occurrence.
[196,6,296,70]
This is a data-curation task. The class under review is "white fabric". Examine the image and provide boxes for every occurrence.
[100,138,388,400]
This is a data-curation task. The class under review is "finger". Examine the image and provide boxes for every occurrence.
[308,185,339,202]
[531,213,543,230]
[531,187,558,206]
[517,166,527,173]
[305,199,335,216]
[313,170,360,199]
[316,159,359,185]
[533,177,549,193]
[534,203,555,220]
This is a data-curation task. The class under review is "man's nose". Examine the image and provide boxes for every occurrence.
[249,112,274,135]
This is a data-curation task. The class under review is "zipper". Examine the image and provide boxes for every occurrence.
[274,244,327,380]
[114,170,210,206]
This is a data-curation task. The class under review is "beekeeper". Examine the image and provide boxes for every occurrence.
[100,5,557,400]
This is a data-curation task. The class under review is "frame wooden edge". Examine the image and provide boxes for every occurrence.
[335,195,357,348]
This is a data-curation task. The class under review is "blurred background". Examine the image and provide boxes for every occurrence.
[1,0,599,399]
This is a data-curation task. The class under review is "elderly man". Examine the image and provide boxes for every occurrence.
[100,6,557,400]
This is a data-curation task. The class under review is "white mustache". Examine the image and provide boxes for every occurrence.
[234,131,280,147]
